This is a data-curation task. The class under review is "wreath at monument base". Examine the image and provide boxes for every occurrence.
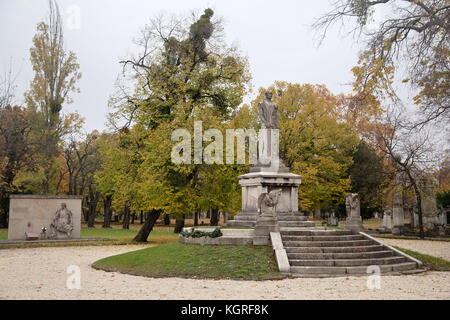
[180,228,223,238]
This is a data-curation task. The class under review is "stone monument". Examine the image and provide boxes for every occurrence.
[420,177,439,230]
[228,90,302,227]
[382,209,393,231]
[344,193,364,232]
[327,210,339,227]
[253,189,282,245]
[392,186,405,235]
[8,195,82,240]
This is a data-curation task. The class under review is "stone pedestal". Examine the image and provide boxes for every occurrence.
[392,191,405,235]
[253,215,280,245]
[346,216,363,232]
[227,171,301,227]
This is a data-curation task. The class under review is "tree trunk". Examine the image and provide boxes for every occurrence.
[0,195,9,228]
[133,210,161,242]
[0,212,7,228]
[314,207,322,220]
[210,208,219,226]
[174,214,185,233]
[412,183,425,239]
[164,214,171,226]
[122,206,131,229]
[194,210,199,226]
[102,195,112,228]
[87,186,100,228]
[140,210,144,224]
[82,197,89,222]
[131,212,136,224]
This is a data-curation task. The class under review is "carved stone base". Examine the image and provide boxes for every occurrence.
[345,216,364,233]
[227,171,301,228]
[253,215,279,246]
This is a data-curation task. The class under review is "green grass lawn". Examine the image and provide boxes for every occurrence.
[0,224,179,248]
[0,228,7,240]
[395,246,450,271]
[93,242,283,280]
[80,225,178,244]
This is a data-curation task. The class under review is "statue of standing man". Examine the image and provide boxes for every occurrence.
[258,91,279,166]
[259,91,278,129]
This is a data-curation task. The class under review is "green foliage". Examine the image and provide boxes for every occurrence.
[437,190,450,208]
[0,106,32,200]
[93,242,283,280]
[24,1,83,194]
[180,227,223,238]
[100,9,251,221]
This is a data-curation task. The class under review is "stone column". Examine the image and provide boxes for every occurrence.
[242,186,247,211]
[392,190,405,235]
[291,187,298,213]
[420,177,439,230]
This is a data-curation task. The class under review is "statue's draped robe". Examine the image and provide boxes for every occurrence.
[52,208,73,233]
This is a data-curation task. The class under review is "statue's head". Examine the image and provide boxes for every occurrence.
[61,203,67,209]
[265,90,273,100]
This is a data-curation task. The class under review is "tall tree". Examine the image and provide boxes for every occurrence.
[315,0,450,126]
[0,106,32,227]
[367,106,440,238]
[25,0,82,194]
[105,9,250,241]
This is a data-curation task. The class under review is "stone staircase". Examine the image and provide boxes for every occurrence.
[278,212,315,228]
[280,229,422,277]
[228,212,315,228]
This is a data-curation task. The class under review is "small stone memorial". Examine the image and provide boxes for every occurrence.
[8,195,83,241]
[327,211,339,227]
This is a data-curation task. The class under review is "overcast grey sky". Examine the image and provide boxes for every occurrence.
[1,0,366,132]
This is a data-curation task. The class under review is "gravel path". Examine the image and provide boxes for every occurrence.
[376,238,450,261]
[0,245,449,300]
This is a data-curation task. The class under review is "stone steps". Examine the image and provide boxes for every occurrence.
[276,216,309,221]
[283,239,373,247]
[231,215,258,221]
[285,244,385,254]
[281,230,353,236]
[282,235,364,242]
[279,221,315,228]
[280,229,420,276]
[290,262,418,276]
[289,256,406,267]
[287,250,394,260]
